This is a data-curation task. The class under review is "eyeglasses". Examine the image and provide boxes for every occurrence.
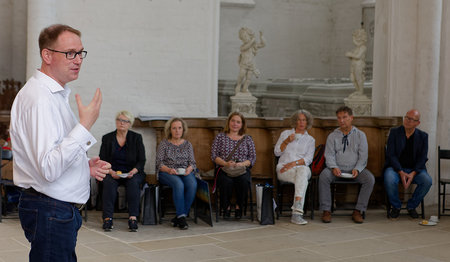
[404,116,419,122]
[46,48,87,60]
[116,118,131,124]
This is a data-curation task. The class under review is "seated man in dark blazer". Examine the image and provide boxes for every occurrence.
[384,109,432,219]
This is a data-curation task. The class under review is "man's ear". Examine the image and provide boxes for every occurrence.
[41,49,52,64]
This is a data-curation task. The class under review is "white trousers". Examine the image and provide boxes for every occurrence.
[277,166,311,215]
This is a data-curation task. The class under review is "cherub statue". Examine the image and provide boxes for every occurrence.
[235,27,266,95]
[345,26,367,98]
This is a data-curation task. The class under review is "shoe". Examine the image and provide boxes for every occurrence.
[178,216,189,230]
[223,209,231,219]
[291,213,308,225]
[103,218,113,231]
[128,219,138,232]
[171,216,179,227]
[407,209,419,219]
[389,207,400,219]
[352,210,364,224]
[321,211,332,223]
[235,209,242,220]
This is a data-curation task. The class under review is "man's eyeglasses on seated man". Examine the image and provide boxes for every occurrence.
[46,48,87,60]
[404,116,419,122]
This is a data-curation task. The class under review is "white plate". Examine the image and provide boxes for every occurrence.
[419,220,437,226]
[340,173,353,179]
[116,173,129,178]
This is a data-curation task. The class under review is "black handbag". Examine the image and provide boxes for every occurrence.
[256,184,275,225]
[140,184,159,225]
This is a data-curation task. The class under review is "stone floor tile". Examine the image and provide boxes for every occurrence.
[131,235,221,251]
[290,226,384,245]
[304,238,404,259]
[215,234,310,255]
[225,247,333,262]
[131,244,241,262]
[207,226,292,241]
[377,228,450,248]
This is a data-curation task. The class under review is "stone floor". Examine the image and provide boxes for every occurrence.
[1,206,450,262]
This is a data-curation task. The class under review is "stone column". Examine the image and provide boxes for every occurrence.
[26,0,56,79]
[372,0,442,204]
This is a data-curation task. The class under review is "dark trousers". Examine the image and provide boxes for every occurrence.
[18,191,82,262]
[217,168,250,211]
[102,173,145,219]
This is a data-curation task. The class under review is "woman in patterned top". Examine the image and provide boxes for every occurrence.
[156,117,197,230]
[211,112,256,219]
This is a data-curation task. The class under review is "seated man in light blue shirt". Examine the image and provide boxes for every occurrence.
[318,106,375,224]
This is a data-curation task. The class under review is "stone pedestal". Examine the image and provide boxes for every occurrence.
[344,94,372,116]
[230,92,258,117]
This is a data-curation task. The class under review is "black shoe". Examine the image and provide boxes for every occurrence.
[389,208,400,219]
[235,209,242,220]
[128,219,138,232]
[223,209,231,219]
[171,216,179,227]
[407,209,419,219]
[103,218,113,231]
[178,216,189,230]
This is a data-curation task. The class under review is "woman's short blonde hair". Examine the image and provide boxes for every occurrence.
[164,117,188,140]
[290,109,313,130]
[116,110,134,126]
[223,112,247,135]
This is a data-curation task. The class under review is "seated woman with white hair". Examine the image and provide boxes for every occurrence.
[274,109,315,225]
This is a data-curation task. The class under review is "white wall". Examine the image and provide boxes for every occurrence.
[22,0,220,173]
[0,0,13,81]
[218,0,363,80]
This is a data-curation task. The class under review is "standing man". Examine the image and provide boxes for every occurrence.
[10,24,110,261]
[319,106,375,223]
[384,109,432,219]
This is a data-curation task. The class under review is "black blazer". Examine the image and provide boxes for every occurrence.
[99,130,146,174]
[384,125,428,172]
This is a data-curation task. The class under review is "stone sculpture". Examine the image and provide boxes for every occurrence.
[345,27,367,98]
[235,27,265,95]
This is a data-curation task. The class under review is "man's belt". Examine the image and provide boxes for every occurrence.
[22,187,85,211]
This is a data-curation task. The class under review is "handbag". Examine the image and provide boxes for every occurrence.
[256,184,275,225]
[140,184,159,225]
[222,165,247,177]
[222,136,248,177]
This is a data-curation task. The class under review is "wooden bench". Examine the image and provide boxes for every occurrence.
[135,116,402,207]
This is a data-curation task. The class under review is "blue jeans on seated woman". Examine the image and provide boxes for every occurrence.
[384,167,432,210]
[158,171,198,217]
[18,190,82,262]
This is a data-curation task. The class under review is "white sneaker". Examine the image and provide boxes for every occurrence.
[291,213,308,225]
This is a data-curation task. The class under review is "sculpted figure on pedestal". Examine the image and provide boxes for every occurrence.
[345,26,367,98]
[235,27,265,95]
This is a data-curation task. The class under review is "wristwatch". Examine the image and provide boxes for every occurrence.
[295,160,299,165]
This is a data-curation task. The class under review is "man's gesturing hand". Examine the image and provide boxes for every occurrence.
[76,88,102,131]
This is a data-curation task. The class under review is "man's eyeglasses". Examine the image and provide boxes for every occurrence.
[404,116,419,122]
[46,48,87,60]
[116,118,131,124]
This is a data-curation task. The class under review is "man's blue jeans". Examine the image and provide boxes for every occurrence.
[18,190,82,262]
[384,167,432,210]
[158,171,198,217]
